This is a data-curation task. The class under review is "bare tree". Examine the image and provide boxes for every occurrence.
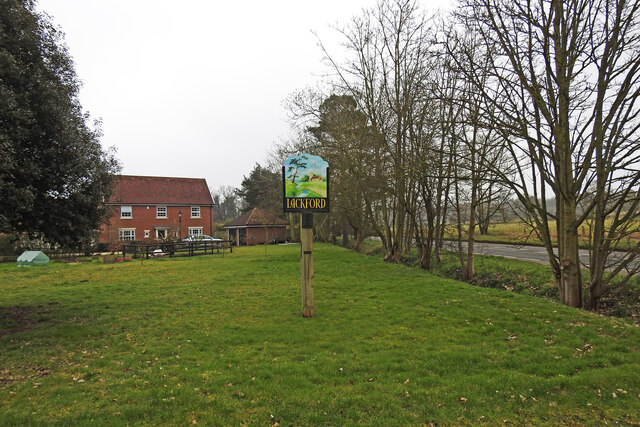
[455,0,640,308]
[432,21,512,279]
[276,89,377,251]
[211,185,240,223]
[319,0,436,262]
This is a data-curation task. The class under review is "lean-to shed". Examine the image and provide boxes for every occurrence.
[224,208,288,246]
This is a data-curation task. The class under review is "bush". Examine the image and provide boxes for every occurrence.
[539,283,559,299]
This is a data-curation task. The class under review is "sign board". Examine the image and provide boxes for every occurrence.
[282,153,330,213]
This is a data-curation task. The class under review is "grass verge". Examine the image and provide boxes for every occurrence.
[354,238,640,322]
[1,244,639,425]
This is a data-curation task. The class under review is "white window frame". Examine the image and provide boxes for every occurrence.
[188,227,203,237]
[119,228,135,241]
[144,230,150,238]
[156,206,167,219]
[121,206,132,219]
[156,229,168,239]
[191,206,201,218]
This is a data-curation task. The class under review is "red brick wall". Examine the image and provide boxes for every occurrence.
[245,227,286,246]
[99,205,214,243]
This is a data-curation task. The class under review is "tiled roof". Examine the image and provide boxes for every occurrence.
[224,208,288,227]
[109,175,214,205]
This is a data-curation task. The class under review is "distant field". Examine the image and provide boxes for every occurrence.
[454,220,640,249]
[1,245,639,424]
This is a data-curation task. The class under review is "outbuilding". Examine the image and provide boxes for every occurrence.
[224,208,288,246]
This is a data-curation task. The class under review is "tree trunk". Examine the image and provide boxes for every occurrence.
[587,180,607,310]
[354,227,364,252]
[465,209,476,280]
[342,222,349,247]
[557,197,583,308]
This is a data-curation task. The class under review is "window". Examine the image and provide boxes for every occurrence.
[156,229,167,239]
[191,206,201,218]
[157,206,167,218]
[119,229,135,241]
[188,227,203,237]
[121,206,132,218]
[144,230,150,238]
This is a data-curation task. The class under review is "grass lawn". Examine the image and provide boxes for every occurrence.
[1,244,639,425]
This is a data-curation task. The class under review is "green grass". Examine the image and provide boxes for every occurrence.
[355,238,640,321]
[1,245,640,425]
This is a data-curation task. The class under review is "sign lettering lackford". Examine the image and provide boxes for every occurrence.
[282,153,329,213]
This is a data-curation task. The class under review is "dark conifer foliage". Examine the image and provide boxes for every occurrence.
[0,0,120,248]
[236,164,282,216]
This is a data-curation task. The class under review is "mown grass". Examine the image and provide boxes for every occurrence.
[1,244,639,425]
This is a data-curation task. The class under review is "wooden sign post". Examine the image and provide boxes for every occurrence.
[283,153,329,318]
[301,213,314,317]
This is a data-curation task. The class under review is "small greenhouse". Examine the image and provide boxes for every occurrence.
[17,251,50,267]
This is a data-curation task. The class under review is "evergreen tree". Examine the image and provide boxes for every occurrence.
[236,164,282,215]
[0,0,120,248]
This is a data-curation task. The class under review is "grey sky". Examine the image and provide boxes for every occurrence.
[36,0,452,190]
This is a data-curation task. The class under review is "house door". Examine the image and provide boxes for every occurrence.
[239,228,246,245]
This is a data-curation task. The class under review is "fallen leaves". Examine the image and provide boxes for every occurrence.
[569,321,587,327]
[575,342,594,357]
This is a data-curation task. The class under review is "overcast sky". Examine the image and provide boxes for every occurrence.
[36,0,452,190]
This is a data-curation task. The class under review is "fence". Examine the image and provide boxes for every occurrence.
[0,248,89,263]
[122,240,233,259]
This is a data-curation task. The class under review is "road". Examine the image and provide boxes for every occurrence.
[444,241,636,271]
[443,241,572,264]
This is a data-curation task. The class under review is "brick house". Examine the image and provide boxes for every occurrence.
[98,175,214,244]
[224,207,288,246]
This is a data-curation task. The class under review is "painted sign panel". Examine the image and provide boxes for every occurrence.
[282,153,330,213]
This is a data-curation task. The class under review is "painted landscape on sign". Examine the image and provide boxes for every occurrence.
[284,154,328,198]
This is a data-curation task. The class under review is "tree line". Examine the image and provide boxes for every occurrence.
[265,0,640,312]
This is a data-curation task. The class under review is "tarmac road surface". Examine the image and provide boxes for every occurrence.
[444,240,637,271]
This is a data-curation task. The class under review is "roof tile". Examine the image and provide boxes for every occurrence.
[109,175,213,205]
[225,208,288,227]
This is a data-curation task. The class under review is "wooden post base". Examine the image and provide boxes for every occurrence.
[301,213,314,317]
